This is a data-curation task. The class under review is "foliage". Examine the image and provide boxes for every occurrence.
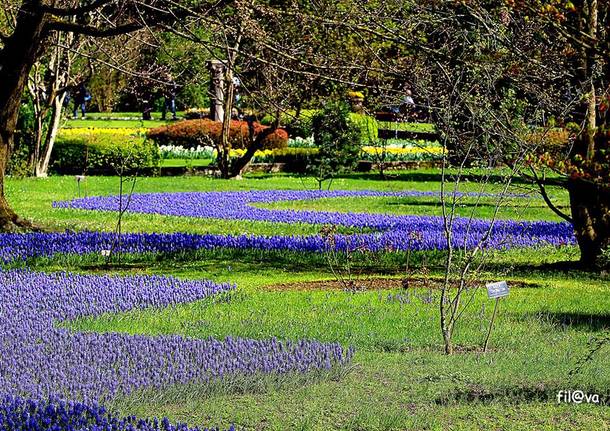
[260,110,317,138]
[308,102,362,188]
[52,131,159,175]
[565,130,610,184]
[183,107,210,119]
[8,95,36,177]
[146,119,288,150]
[597,246,610,270]
[349,113,379,143]
[6,145,32,178]
[262,110,379,143]
[89,66,129,113]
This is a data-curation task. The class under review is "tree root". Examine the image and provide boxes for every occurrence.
[0,206,42,233]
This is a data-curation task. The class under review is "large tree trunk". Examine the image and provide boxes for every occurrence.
[568,0,607,269]
[0,1,46,230]
[568,178,610,268]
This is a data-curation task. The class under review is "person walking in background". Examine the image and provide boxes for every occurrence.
[232,76,242,119]
[162,75,177,120]
[72,83,90,119]
[142,93,153,120]
[400,89,416,120]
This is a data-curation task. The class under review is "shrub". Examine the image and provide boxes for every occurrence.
[262,128,289,149]
[349,113,379,143]
[261,110,317,138]
[147,119,288,150]
[183,107,210,119]
[309,101,362,189]
[52,131,159,175]
[260,110,378,142]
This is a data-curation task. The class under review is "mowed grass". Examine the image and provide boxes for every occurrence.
[5,170,568,234]
[7,171,608,430]
[159,158,213,168]
[65,116,174,129]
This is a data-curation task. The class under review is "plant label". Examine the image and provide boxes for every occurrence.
[486,281,509,299]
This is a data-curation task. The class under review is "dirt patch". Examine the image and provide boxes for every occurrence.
[267,277,539,292]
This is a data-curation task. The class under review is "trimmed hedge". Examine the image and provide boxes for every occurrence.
[52,133,159,175]
[261,110,378,142]
[146,119,288,150]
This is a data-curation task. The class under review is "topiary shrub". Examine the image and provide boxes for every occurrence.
[52,133,159,175]
[308,101,362,189]
[349,113,379,143]
[147,119,288,150]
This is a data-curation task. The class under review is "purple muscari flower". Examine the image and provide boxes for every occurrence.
[0,192,575,263]
[0,395,234,430]
[46,190,576,258]
[53,189,533,231]
[0,270,352,402]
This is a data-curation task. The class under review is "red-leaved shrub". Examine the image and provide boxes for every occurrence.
[147,119,288,150]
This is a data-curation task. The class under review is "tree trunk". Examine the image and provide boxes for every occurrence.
[227,127,276,178]
[36,94,65,177]
[0,1,47,229]
[568,178,610,268]
[585,0,598,160]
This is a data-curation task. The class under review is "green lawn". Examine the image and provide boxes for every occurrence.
[6,171,609,430]
[160,158,213,168]
[64,118,172,129]
[5,170,568,235]
[60,254,608,430]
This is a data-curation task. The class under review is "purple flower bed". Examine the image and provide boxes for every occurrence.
[0,396,234,431]
[0,270,353,402]
[48,190,576,257]
[54,189,532,231]
[0,221,575,265]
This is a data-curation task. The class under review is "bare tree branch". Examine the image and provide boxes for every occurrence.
[40,0,114,17]
[45,19,144,37]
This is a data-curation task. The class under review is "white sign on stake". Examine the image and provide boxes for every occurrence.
[486,281,509,299]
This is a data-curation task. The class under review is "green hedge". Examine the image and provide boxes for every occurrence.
[262,109,378,142]
[52,134,159,175]
[349,113,379,143]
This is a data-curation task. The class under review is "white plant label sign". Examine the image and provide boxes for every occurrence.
[486,281,509,299]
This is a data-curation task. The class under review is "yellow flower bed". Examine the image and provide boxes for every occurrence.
[59,128,148,137]
[228,148,302,158]
[361,145,445,156]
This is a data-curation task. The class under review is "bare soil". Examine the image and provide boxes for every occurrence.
[267,276,539,291]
